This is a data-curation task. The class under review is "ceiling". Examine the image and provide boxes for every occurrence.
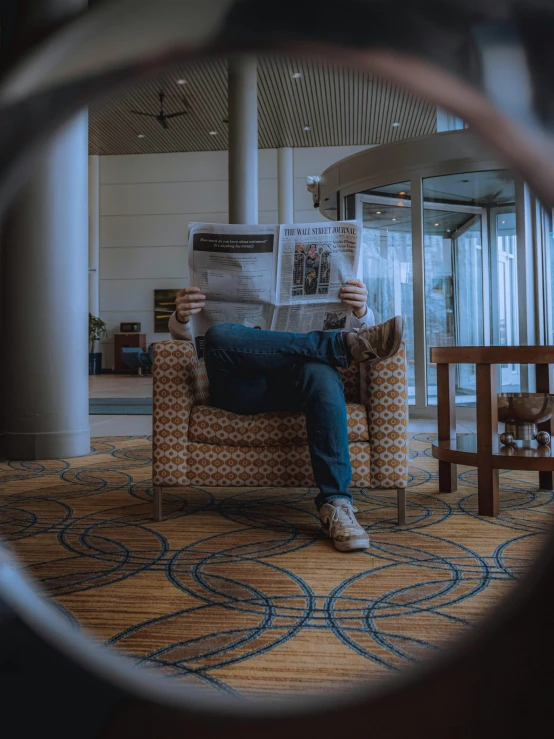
[89,55,438,155]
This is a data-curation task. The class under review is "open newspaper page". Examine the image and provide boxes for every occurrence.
[188,223,279,357]
[273,221,362,331]
[187,221,362,353]
[188,222,279,304]
[272,303,349,333]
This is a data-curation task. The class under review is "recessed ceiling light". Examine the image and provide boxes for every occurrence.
[292,72,302,79]
[447,229,451,233]
[501,220,506,224]
[392,122,400,127]
[137,134,146,139]
[399,191,406,195]
[303,125,311,131]
[176,79,187,85]
[392,218,397,221]
[434,223,440,226]
[376,211,382,215]
[209,131,218,135]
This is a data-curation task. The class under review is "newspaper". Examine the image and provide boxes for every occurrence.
[188,221,361,358]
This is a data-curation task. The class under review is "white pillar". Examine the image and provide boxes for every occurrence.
[0,112,90,459]
[228,56,258,224]
[88,155,100,316]
[277,147,294,223]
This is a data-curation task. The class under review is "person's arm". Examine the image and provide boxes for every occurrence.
[168,287,206,341]
[350,306,375,329]
[340,280,374,328]
[168,311,194,341]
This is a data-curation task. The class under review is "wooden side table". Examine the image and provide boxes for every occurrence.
[430,346,554,516]
[113,332,147,374]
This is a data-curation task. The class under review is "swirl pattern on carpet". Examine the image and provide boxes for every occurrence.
[1,433,552,697]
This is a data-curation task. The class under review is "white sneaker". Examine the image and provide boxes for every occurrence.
[319,501,370,552]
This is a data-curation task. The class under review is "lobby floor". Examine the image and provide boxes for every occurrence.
[88,373,478,438]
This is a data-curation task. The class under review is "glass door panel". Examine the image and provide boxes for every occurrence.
[423,206,484,406]
[492,208,520,391]
[357,185,414,403]
[453,218,484,399]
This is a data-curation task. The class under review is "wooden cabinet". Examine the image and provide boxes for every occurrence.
[113,333,147,373]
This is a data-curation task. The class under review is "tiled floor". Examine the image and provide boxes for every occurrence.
[88,373,477,438]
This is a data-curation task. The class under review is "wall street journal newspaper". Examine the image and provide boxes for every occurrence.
[188,221,361,358]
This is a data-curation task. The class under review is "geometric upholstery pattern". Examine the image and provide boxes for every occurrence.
[152,340,409,491]
[185,441,372,487]
[189,403,370,446]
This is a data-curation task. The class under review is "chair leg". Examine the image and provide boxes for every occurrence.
[397,488,407,526]
[153,485,163,522]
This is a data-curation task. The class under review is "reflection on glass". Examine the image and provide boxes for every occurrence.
[359,183,414,403]
[423,170,516,404]
[495,211,520,391]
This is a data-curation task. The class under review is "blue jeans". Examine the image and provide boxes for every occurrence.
[204,323,352,509]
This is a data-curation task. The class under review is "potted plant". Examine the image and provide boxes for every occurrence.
[89,313,108,375]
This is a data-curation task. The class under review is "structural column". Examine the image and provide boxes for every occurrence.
[0,112,90,459]
[277,147,294,223]
[88,155,100,317]
[228,56,258,224]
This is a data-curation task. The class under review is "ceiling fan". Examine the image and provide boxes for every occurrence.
[130,91,189,130]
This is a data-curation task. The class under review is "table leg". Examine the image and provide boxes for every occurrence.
[476,363,499,516]
[536,364,554,491]
[437,362,457,492]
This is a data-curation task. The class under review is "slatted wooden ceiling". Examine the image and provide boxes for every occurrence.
[89,55,437,155]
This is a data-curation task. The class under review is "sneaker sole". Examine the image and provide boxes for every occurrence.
[333,537,370,552]
[322,527,369,552]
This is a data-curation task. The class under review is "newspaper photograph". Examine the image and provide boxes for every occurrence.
[187,221,362,348]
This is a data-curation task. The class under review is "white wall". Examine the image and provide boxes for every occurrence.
[98,145,371,366]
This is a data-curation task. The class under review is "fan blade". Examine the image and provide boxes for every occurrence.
[130,111,156,117]
[164,111,188,119]
[159,118,169,130]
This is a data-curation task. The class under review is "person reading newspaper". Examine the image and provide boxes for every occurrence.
[168,281,404,553]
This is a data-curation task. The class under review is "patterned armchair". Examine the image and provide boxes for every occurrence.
[152,341,410,524]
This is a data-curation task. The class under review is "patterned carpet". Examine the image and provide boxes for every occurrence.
[1,433,552,698]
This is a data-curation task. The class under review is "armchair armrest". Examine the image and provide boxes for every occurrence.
[362,343,409,490]
[152,340,197,486]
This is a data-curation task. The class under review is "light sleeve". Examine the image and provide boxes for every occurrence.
[168,311,194,342]
[348,305,375,331]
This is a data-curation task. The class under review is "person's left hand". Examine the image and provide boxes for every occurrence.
[340,280,368,319]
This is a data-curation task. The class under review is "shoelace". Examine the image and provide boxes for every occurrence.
[330,504,360,533]
[353,322,380,357]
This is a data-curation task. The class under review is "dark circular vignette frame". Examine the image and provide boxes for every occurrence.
[1,1,554,737]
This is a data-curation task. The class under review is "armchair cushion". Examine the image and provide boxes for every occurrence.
[189,403,369,447]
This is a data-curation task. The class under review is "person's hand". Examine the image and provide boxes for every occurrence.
[175,286,206,324]
[340,280,368,319]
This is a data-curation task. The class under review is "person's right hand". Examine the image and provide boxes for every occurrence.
[175,286,206,324]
